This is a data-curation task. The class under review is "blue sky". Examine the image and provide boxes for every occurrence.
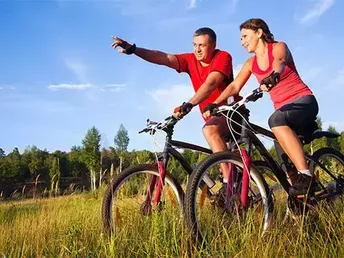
[1,0,343,154]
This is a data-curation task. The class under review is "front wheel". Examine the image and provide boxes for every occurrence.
[184,151,273,244]
[102,164,184,236]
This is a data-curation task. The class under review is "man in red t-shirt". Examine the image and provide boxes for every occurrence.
[111,28,245,183]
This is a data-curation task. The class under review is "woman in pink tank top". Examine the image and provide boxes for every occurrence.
[203,18,319,196]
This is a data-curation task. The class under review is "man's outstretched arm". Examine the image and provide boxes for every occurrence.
[111,36,179,70]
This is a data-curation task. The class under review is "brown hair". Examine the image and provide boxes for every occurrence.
[240,18,275,43]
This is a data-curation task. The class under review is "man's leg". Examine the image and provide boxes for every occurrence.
[202,115,239,182]
[202,123,229,180]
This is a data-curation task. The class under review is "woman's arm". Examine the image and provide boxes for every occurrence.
[272,42,290,74]
[213,58,253,105]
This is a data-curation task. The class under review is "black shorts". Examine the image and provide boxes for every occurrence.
[268,95,319,132]
[203,107,248,142]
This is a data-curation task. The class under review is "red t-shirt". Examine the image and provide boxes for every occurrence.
[175,50,236,120]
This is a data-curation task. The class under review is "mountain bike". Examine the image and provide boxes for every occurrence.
[101,116,215,236]
[184,88,344,244]
[101,114,273,237]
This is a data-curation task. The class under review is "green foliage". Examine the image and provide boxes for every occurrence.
[0,148,25,179]
[0,148,5,158]
[340,132,344,154]
[68,146,88,177]
[23,146,50,179]
[1,117,343,196]
[327,125,341,151]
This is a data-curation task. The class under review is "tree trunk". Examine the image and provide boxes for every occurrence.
[110,163,114,178]
[119,156,123,174]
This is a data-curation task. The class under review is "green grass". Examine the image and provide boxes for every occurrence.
[1,190,344,258]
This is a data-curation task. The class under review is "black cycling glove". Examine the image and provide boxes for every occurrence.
[260,71,280,91]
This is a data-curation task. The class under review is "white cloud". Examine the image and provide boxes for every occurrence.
[103,83,126,92]
[64,59,88,82]
[48,83,93,91]
[299,0,335,23]
[148,84,193,113]
[189,0,197,9]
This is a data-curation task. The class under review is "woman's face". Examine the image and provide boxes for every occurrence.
[240,28,261,53]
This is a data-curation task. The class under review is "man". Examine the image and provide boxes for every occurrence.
[111,27,244,185]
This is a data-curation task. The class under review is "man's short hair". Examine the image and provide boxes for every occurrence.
[194,27,217,43]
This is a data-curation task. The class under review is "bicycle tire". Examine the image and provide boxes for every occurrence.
[309,147,344,195]
[102,164,184,234]
[184,151,273,244]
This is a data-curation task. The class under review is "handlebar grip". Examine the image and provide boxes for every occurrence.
[211,107,220,116]
[246,88,263,102]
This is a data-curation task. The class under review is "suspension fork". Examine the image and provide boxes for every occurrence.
[143,160,167,206]
[240,150,251,209]
[153,161,167,205]
[226,148,251,208]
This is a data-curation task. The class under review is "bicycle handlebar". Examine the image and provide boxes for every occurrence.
[214,87,263,115]
[138,116,178,135]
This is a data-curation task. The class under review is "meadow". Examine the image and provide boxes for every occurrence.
[1,188,344,258]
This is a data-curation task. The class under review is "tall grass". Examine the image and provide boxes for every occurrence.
[1,190,344,258]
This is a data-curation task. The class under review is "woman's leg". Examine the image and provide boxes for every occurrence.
[271,126,308,171]
[268,95,319,195]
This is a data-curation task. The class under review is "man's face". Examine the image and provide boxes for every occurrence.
[193,34,216,62]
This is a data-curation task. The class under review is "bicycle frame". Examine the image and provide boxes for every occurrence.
[225,120,290,209]
[218,88,342,209]
[145,123,213,206]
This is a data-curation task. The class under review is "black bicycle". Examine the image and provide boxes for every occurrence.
[101,115,273,237]
[101,117,214,235]
[184,88,344,243]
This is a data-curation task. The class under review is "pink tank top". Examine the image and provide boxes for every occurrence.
[252,43,313,110]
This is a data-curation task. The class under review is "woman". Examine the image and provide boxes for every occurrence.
[203,18,319,196]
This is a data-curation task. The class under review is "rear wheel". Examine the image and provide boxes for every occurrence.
[310,147,344,200]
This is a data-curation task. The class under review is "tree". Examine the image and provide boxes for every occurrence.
[114,124,130,152]
[51,150,69,177]
[6,147,25,179]
[327,125,340,151]
[304,117,327,155]
[68,146,88,177]
[26,146,50,180]
[82,127,101,190]
[114,124,130,173]
[340,132,344,154]
[0,148,5,158]
[134,150,155,165]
